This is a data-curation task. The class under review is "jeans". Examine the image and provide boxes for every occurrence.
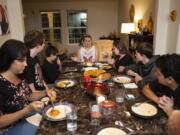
[1,119,37,135]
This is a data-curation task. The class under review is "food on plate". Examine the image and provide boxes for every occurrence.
[131,102,158,117]
[113,76,131,84]
[83,62,93,67]
[84,69,111,82]
[56,80,73,88]
[48,108,61,116]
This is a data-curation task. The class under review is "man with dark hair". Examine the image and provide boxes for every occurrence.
[42,45,61,84]
[143,54,180,109]
[23,30,56,98]
[124,42,159,89]
[142,54,180,135]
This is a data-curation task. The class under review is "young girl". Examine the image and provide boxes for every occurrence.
[0,39,44,135]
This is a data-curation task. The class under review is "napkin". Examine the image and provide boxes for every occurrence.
[26,113,42,127]
[123,83,138,89]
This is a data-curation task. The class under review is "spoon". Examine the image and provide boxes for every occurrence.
[115,120,134,133]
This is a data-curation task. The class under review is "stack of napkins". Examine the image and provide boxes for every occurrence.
[123,83,138,89]
[26,113,42,127]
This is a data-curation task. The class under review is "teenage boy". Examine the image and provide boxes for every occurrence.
[124,42,159,89]
[23,30,55,98]
[42,45,61,84]
[143,54,180,135]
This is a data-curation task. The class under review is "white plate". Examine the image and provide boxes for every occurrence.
[56,79,75,88]
[131,102,158,117]
[113,76,131,84]
[45,105,71,121]
[83,67,98,71]
[97,127,127,135]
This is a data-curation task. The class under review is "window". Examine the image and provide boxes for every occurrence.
[40,11,61,42]
[67,10,87,44]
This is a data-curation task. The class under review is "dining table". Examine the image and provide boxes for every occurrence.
[36,60,168,135]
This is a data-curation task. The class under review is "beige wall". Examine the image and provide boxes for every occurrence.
[154,0,180,54]
[118,0,156,30]
[0,0,24,46]
[23,0,118,54]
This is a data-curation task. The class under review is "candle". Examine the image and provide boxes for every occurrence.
[97,95,106,104]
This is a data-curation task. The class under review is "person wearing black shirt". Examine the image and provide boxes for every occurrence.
[107,40,134,71]
[0,40,44,135]
[42,45,61,84]
[23,30,56,99]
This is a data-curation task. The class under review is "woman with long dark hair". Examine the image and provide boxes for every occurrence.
[0,39,44,135]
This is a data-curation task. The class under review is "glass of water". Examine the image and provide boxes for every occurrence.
[66,104,77,133]
[115,87,125,104]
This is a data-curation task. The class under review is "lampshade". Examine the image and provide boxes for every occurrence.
[121,23,135,34]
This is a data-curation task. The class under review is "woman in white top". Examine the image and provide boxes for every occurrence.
[71,34,99,62]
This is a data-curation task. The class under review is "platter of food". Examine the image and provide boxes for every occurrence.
[131,102,158,118]
[84,69,111,82]
[55,79,76,89]
[112,76,131,84]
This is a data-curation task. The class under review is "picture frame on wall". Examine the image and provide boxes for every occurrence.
[0,0,10,35]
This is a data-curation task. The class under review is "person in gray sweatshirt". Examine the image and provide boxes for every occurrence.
[124,42,159,89]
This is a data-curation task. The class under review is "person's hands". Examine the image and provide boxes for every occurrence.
[134,73,143,83]
[26,101,44,112]
[118,66,125,73]
[47,89,57,102]
[158,95,174,116]
[168,110,180,135]
[127,70,136,77]
[106,58,114,65]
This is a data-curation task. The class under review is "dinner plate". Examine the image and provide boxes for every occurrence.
[112,76,131,84]
[131,102,158,118]
[95,62,112,70]
[83,67,98,71]
[55,79,76,89]
[44,104,72,121]
[97,127,127,135]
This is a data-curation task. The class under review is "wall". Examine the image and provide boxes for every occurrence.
[0,0,24,46]
[22,0,118,53]
[154,0,180,54]
[166,0,180,54]
[118,0,156,50]
[118,0,155,30]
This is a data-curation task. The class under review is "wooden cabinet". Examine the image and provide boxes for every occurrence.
[128,34,153,53]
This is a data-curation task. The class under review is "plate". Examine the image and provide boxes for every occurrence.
[97,127,127,135]
[112,76,131,84]
[55,79,76,88]
[131,102,158,118]
[84,69,111,82]
[95,63,112,70]
[44,104,71,121]
[83,62,94,67]
[64,72,81,78]
[83,67,98,71]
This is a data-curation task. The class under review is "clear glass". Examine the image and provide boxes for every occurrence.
[115,88,125,103]
[66,104,77,133]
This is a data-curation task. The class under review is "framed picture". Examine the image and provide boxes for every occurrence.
[0,0,10,35]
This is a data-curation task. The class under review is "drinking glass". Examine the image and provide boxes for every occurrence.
[66,104,77,133]
[115,88,125,104]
